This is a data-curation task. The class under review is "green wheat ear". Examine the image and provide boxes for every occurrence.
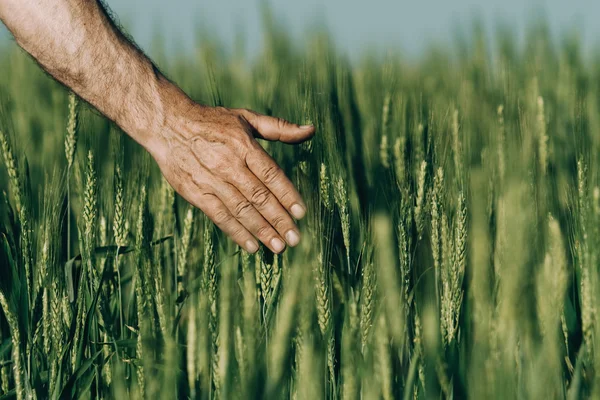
[0,18,598,400]
[536,96,548,174]
[360,255,375,353]
[0,291,26,400]
[341,295,359,400]
[333,175,351,272]
[319,163,332,210]
[177,206,195,294]
[393,135,406,186]
[380,92,391,169]
[414,160,427,239]
[0,130,21,212]
[82,150,98,288]
[65,92,78,171]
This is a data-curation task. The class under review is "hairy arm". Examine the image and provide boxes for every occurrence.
[0,0,315,254]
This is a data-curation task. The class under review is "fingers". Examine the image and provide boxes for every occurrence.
[237,109,315,144]
[193,193,260,254]
[245,146,307,220]
[216,182,289,254]
[228,167,301,247]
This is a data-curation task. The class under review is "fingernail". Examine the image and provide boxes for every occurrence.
[291,203,306,219]
[271,237,285,253]
[300,124,314,129]
[245,240,259,253]
[285,230,300,247]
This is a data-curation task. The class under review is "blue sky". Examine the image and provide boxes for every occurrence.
[1,0,599,58]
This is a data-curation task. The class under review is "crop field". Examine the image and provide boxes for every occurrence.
[0,18,599,399]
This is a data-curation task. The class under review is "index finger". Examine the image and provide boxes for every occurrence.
[245,145,307,220]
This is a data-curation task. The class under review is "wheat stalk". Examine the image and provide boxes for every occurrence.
[445,192,467,344]
[65,92,78,261]
[259,249,272,307]
[65,93,78,170]
[267,266,304,394]
[341,296,359,400]
[187,292,198,397]
[320,163,332,210]
[414,160,427,239]
[83,150,98,289]
[538,214,567,333]
[196,289,211,393]
[0,130,33,303]
[38,214,51,357]
[295,329,321,400]
[414,312,425,393]
[133,184,149,398]
[0,292,26,400]
[234,324,246,391]
[360,257,375,353]
[536,96,548,174]
[333,176,351,272]
[414,123,425,177]
[497,105,506,185]
[398,215,412,343]
[380,93,391,168]
[431,167,443,315]
[375,314,392,400]
[374,214,404,349]
[393,135,406,187]
[1,358,8,395]
[380,134,390,169]
[452,109,462,183]
[241,250,258,390]
[49,279,64,392]
[0,130,21,217]
[112,163,127,247]
[577,158,594,356]
[315,253,331,338]
[217,257,234,398]
[202,221,220,395]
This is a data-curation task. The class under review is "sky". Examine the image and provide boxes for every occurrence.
[1,0,599,59]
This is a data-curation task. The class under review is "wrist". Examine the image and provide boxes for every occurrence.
[124,70,200,161]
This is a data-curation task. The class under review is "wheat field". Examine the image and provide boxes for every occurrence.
[0,17,599,399]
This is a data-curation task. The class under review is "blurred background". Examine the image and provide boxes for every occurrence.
[2,0,599,59]
[2,0,600,399]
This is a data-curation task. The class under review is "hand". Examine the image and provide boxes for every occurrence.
[0,0,314,255]
[151,104,315,254]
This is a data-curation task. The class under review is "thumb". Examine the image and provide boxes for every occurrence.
[238,109,315,144]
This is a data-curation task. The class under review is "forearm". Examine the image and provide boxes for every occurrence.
[0,0,315,254]
[0,0,191,152]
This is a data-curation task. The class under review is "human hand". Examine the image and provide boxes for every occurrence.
[150,104,315,254]
[0,0,314,254]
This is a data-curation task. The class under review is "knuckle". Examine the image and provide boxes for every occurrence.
[256,224,272,239]
[237,108,252,116]
[233,130,254,151]
[230,226,246,240]
[261,164,281,185]
[213,209,232,226]
[212,159,225,171]
[233,200,254,218]
[214,106,229,114]
[278,188,295,204]
[250,187,271,208]
[214,156,232,172]
[201,150,228,172]
[270,214,288,230]
[236,108,256,124]
[277,118,287,130]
